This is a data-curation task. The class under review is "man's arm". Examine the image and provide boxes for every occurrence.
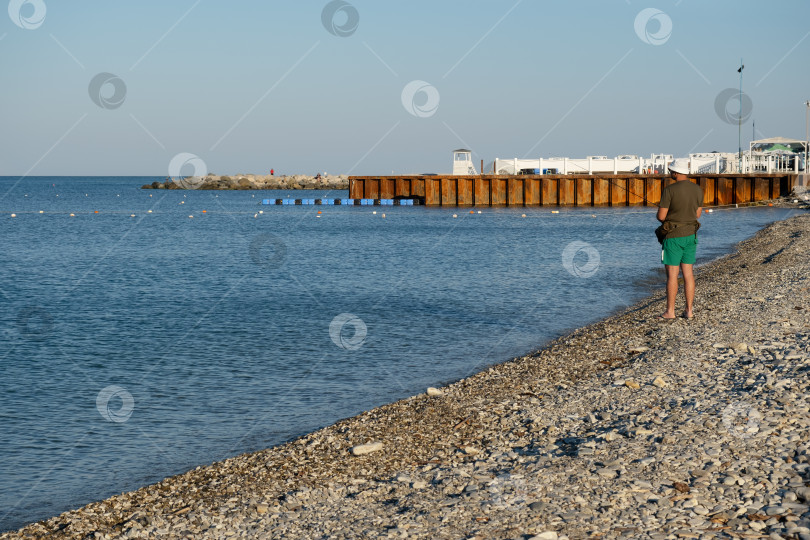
[696,207,702,219]
[657,206,668,222]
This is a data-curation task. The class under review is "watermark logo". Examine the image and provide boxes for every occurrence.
[249,233,287,270]
[401,80,440,118]
[16,306,53,340]
[8,0,46,30]
[714,88,753,125]
[562,241,600,278]
[634,8,672,46]
[722,400,761,438]
[488,474,532,510]
[329,313,367,350]
[168,152,207,189]
[96,385,134,423]
[321,0,359,37]
[88,73,127,110]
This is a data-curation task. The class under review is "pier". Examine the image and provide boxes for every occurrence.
[348,174,796,207]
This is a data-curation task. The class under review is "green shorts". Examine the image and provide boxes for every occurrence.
[661,235,697,266]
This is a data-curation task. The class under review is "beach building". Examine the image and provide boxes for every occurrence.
[747,136,807,173]
[452,149,478,175]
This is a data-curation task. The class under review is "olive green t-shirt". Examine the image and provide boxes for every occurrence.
[659,180,704,238]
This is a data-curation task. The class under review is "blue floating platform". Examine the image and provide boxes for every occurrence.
[261,198,420,206]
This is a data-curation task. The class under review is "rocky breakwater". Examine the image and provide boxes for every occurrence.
[5,209,810,539]
[141,174,349,190]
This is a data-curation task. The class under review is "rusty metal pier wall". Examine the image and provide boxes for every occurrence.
[348,174,795,207]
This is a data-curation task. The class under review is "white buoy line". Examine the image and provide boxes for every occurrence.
[4,202,770,220]
[438,202,774,219]
[5,210,269,217]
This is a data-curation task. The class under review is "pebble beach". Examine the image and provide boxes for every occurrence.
[4,208,810,540]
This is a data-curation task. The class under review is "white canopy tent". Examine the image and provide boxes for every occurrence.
[749,136,807,153]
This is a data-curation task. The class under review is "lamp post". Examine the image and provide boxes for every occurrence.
[805,100,809,174]
[737,60,744,172]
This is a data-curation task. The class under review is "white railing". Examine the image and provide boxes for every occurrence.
[490,155,658,175]
[488,152,805,175]
[745,153,804,173]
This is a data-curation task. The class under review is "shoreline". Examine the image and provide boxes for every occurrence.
[4,209,810,539]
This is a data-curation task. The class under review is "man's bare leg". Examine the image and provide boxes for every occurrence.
[663,265,680,318]
[680,263,695,317]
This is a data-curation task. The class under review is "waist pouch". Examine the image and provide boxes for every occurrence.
[656,220,700,244]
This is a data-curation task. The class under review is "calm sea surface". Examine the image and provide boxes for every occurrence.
[0,176,798,531]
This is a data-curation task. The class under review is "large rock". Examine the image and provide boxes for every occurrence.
[350,441,383,456]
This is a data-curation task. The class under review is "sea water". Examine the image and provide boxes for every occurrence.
[0,176,799,531]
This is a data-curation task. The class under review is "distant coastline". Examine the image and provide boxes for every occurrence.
[142,174,348,191]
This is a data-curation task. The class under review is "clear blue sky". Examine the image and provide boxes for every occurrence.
[1,0,808,176]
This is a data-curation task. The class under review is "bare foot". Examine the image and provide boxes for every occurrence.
[660,313,676,319]
[682,311,694,319]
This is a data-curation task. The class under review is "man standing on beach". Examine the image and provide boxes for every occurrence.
[657,159,703,319]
